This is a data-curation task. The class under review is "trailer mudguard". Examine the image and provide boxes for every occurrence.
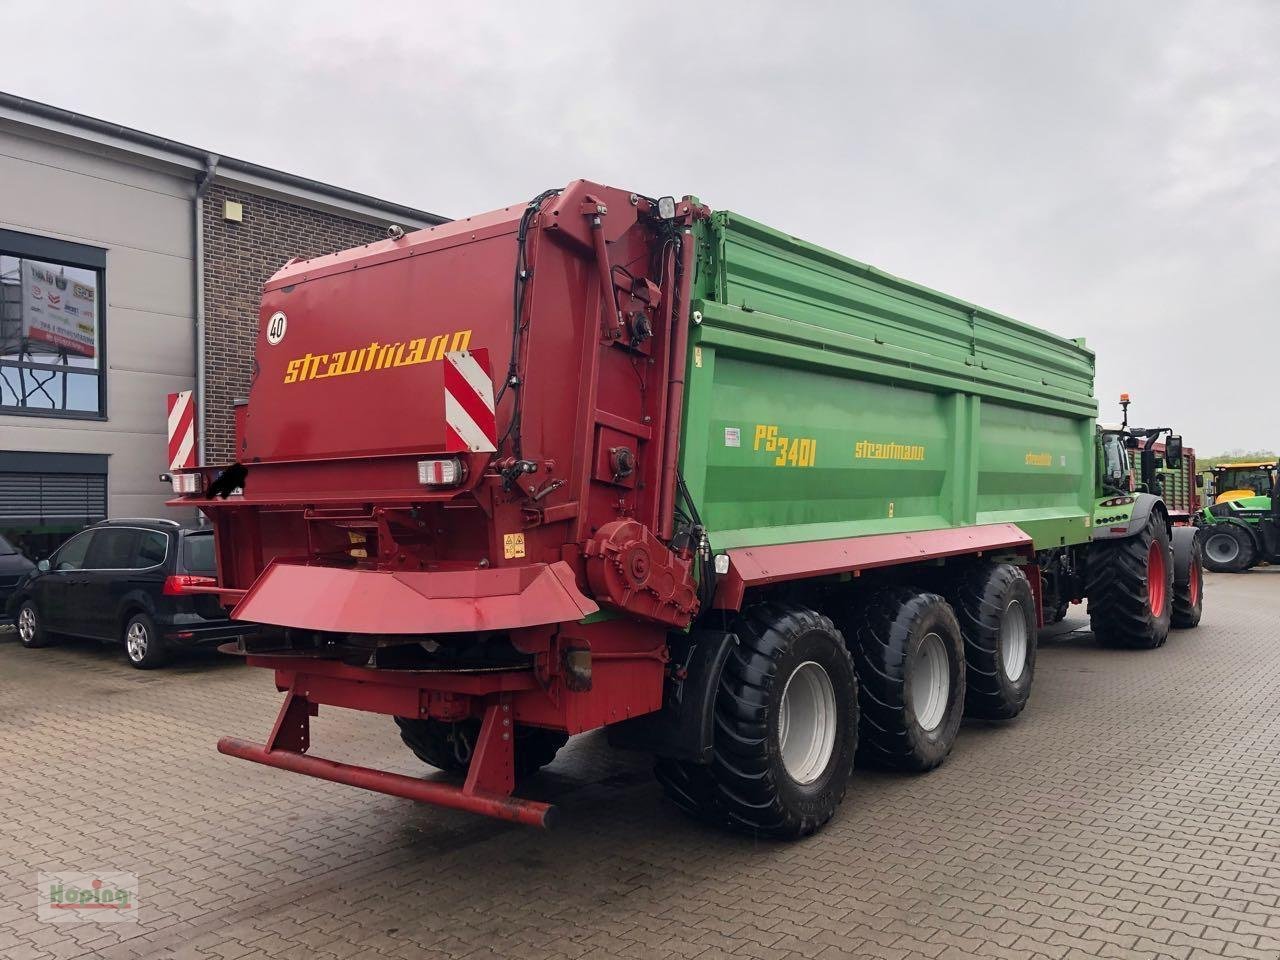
[607,629,737,763]
[231,559,599,634]
[1092,493,1166,542]
[1170,526,1200,586]
[713,523,1034,609]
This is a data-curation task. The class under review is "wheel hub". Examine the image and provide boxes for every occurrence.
[911,632,951,731]
[999,599,1028,682]
[126,622,149,662]
[1147,540,1168,614]
[1204,532,1239,565]
[778,660,838,784]
[17,607,35,643]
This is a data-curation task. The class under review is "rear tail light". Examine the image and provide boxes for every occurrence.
[171,472,202,495]
[418,457,464,486]
[163,574,217,595]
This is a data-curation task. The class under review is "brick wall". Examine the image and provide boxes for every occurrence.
[200,183,391,464]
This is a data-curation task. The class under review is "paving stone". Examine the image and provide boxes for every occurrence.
[1,570,1278,959]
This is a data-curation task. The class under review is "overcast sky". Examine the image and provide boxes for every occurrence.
[3,1,1276,454]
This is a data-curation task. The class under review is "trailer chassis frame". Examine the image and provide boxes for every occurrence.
[217,655,558,828]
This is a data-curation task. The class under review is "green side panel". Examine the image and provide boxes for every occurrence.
[1157,464,1190,513]
[1213,495,1271,517]
[976,401,1094,548]
[679,211,1098,553]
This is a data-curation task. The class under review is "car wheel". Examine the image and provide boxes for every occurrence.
[124,612,168,669]
[17,601,51,648]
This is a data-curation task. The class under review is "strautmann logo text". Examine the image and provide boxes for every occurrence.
[854,440,927,462]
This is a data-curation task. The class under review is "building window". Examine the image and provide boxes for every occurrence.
[0,229,106,418]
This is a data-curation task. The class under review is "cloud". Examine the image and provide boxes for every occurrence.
[1,0,1276,451]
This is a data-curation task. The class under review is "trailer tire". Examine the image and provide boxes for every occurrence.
[1171,531,1204,629]
[656,603,859,839]
[653,757,720,825]
[394,717,568,779]
[1087,515,1173,649]
[1201,524,1253,573]
[848,588,965,771]
[945,564,1037,721]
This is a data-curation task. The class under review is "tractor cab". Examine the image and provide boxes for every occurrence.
[1098,426,1133,493]
[1211,461,1276,505]
[1105,393,1184,499]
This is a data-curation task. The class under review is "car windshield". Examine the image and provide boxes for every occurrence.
[182,533,216,574]
[0,534,15,556]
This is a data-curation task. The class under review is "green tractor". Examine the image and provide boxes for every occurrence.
[1039,395,1204,640]
[1197,475,1280,572]
[1209,461,1275,505]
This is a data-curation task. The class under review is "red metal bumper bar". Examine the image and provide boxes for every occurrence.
[218,688,557,829]
[216,736,556,828]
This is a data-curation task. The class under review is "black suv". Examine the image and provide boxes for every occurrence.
[0,534,36,616]
[6,519,248,668]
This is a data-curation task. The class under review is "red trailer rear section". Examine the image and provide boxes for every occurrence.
[177,182,708,826]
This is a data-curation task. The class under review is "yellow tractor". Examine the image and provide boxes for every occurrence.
[1211,461,1276,505]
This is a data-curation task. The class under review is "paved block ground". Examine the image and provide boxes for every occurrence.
[1,570,1278,960]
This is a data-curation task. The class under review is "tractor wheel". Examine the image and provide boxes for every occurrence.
[1086,516,1173,649]
[1201,524,1253,573]
[394,717,568,779]
[848,588,965,771]
[945,564,1037,721]
[655,603,859,839]
[1172,535,1204,629]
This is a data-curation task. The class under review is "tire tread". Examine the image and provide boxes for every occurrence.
[847,588,965,772]
[1087,518,1173,649]
[944,563,1036,721]
[656,603,857,839]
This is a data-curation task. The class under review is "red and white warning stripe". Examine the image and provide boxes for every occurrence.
[443,348,497,453]
[166,390,197,470]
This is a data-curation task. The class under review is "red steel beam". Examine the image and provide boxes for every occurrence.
[658,215,699,541]
[714,522,1035,609]
[216,737,557,829]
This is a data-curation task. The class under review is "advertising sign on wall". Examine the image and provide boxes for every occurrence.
[20,260,97,359]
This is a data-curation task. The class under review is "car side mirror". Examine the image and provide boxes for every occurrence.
[1195,474,1205,488]
[1165,435,1183,469]
[37,559,50,572]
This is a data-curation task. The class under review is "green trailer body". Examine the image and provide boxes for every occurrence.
[680,211,1099,553]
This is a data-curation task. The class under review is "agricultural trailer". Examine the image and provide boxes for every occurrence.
[171,181,1200,837]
